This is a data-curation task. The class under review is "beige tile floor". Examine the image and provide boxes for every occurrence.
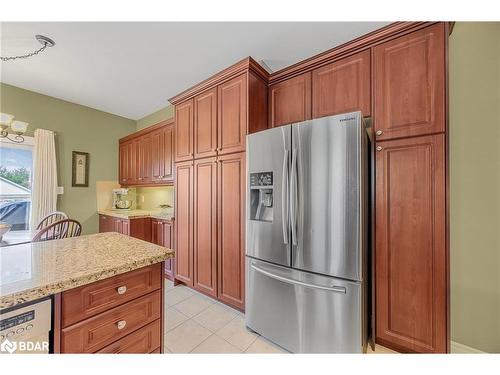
[163,280,395,354]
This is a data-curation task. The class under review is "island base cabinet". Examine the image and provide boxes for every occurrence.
[56,264,165,354]
[375,134,446,353]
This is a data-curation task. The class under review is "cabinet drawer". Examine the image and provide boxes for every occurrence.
[62,264,161,327]
[96,320,161,354]
[62,290,161,353]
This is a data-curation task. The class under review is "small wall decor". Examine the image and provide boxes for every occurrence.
[72,151,89,187]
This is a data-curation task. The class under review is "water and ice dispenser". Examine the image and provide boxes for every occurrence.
[249,171,274,222]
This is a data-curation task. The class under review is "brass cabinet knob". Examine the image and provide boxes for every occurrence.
[376,146,383,151]
[116,286,127,295]
[376,130,383,136]
[116,320,127,330]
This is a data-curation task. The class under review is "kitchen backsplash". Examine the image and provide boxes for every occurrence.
[136,186,174,211]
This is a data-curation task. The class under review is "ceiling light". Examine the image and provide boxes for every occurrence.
[1,35,56,62]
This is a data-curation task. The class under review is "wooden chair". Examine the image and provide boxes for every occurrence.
[32,219,82,242]
[36,211,68,230]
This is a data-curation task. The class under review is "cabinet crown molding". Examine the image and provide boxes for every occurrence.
[169,56,269,105]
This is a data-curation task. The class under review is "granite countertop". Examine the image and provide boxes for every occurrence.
[0,232,175,309]
[98,209,175,221]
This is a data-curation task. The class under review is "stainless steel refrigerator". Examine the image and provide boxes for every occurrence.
[245,111,368,353]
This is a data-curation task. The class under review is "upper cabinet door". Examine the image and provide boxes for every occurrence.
[138,133,152,184]
[312,50,371,118]
[375,134,446,353]
[175,99,194,162]
[373,23,445,140]
[217,73,247,155]
[194,88,217,159]
[162,124,174,183]
[175,161,194,286]
[119,142,129,185]
[151,129,163,183]
[269,72,312,128]
[217,152,246,310]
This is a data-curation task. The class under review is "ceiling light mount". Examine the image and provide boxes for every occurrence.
[1,34,56,62]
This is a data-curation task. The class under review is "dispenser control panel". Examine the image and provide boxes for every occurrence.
[250,172,273,187]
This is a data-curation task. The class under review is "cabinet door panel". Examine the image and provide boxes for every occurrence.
[373,23,445,140]
[138,134,152,184]
[162,125,174,183]
[175,100,194,162]
[269,72,311,127]
[194,157,218,297]
[174,161,194,286]
[217,152,245,310]
[151,129,163,183]
[119,143,128,185]
[194,88,217,159]
[375,134,446,353]
[312,50,370,118]
[218,74,247,155]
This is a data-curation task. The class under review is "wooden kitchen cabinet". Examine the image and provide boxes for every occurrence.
[375,134,446,353]
[312,50,371,118]
[373,23,445,141]
[119,140,135,185]
[57,263,164,354]
[136,133,152,184]
[175,99,194,162]
[194,87,218,159]
[269,72,311,127]
[99,215,151,242]
[152,123,174,184]
[193,157,218,297]
[119,119,174,187]
[152,218,175,281]
[217,73,248,155]
[217,152,246,310]
[174,161,194,286]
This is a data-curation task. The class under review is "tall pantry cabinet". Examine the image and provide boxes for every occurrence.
[170,58,268,310]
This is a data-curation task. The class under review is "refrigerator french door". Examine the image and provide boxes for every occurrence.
[245,111,368,353]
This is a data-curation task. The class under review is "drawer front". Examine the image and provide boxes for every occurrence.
[62,263,161,327]
[61,290,161,353]
[97,320,161,354]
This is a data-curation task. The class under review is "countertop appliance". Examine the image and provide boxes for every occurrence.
[245,111,368,353]
[112,188,135,210]
[0,298,52,354]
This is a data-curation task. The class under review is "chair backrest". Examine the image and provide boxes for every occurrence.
[32,219,82,242]
[36,211,69,230]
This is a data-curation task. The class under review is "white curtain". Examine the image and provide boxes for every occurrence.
[31,129,58,228]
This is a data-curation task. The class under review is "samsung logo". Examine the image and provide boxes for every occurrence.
[340,117,356,122]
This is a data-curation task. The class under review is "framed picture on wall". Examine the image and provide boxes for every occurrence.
[72,151,89,187]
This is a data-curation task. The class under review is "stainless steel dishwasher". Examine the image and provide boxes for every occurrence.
[0,297,52,354]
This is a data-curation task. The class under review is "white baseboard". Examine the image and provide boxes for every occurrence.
[451,341,485,353]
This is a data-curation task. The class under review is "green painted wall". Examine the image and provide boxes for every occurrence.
[450,22,500,353]
[136,104,174,131]
[0,83,136,234]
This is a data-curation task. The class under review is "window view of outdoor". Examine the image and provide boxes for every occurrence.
[0,143,33,244]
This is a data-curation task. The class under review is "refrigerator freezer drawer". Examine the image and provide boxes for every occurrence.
[245,258,366,353]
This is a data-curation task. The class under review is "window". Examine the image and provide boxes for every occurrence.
[0,136,34,234]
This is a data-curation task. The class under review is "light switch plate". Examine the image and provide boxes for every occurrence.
[57,186,64,195]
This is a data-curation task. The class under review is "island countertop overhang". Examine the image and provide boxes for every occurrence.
[0,232,174,309]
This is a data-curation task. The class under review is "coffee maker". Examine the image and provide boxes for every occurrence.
[112,188,136,210]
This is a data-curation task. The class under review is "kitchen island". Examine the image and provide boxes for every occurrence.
[0,232,174,353]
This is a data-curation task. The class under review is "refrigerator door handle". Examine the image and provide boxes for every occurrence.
[290,149,298,246]
[281,150,289,244]
[250,264,347,294]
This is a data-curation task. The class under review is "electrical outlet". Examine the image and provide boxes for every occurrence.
[57,186,64,195]
[141,195,145,203]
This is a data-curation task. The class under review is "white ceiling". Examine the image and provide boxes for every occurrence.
[0,22,389,120]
